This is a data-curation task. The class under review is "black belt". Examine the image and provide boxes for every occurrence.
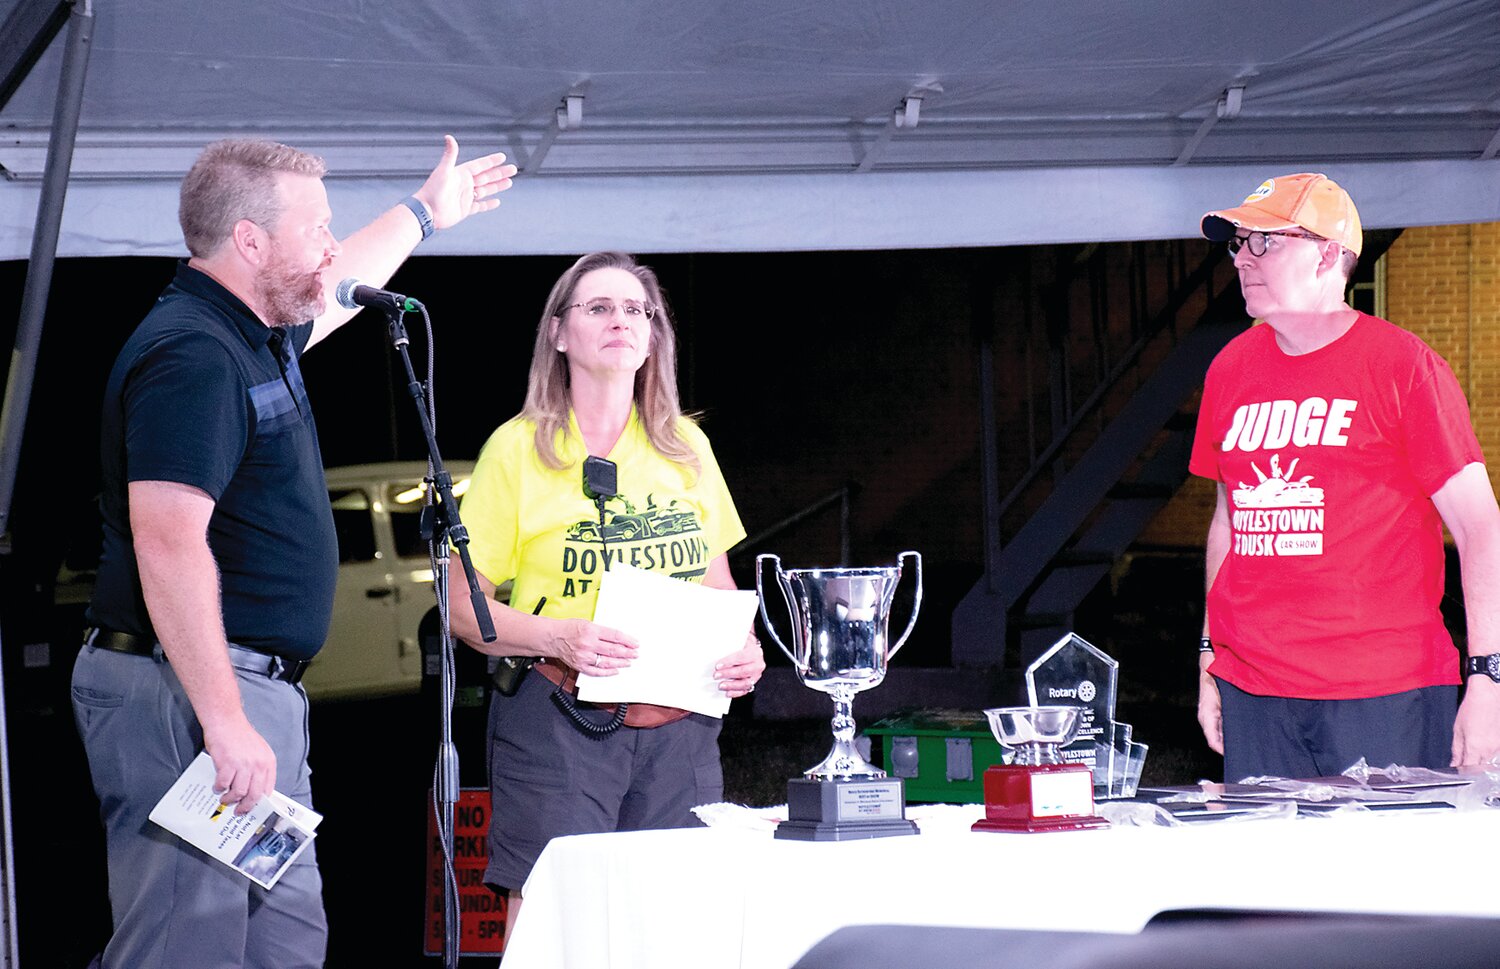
[84,626,311,685]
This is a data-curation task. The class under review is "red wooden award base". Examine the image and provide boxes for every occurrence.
[971,763,1110,833]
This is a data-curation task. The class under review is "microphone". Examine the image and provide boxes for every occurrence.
[582,456,618,502]
[335,278,422,313]
[582,456,618,572]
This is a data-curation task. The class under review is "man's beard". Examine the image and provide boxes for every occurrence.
[255,244,326,327]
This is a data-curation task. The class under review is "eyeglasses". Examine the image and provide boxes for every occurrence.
[562,297,657,320]
[1226,229,1325,258]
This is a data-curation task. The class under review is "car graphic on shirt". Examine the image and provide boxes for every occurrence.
[565,496,702,545]
[1230,453,1325,508]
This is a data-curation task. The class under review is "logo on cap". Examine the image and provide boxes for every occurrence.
[1244,179,1275,204]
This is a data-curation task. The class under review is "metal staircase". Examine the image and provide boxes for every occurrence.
[996,316,1241,663]
[952,231,1400,672]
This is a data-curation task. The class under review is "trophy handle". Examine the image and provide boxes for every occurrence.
[886,550,924,660]
[755,553,803,671]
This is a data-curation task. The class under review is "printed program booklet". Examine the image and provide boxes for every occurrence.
[149,751,323,889]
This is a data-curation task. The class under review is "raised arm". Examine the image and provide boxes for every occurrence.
[307,135,517,348]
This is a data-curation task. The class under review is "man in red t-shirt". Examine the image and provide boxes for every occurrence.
[1191,173,1500,780]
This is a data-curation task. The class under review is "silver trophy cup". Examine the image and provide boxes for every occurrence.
[757,551,922,779]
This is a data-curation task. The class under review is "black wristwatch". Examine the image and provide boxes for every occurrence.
[1198,636,1214,655]
[1463,653,1500,683]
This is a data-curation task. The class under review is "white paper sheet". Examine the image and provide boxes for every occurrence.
[576,564,758,718]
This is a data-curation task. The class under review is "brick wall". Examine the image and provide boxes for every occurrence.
[1137,222,1500,548]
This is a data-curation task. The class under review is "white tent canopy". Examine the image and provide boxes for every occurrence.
[2,0,1498,259]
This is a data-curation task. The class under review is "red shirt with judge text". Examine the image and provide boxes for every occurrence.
[1189,314,1482,699]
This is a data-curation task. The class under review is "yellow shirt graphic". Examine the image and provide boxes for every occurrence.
[460,407,745,621]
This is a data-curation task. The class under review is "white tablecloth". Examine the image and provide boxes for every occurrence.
[501,808,1500,969]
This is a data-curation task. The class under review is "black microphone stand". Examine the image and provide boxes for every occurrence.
[379,299,495,969]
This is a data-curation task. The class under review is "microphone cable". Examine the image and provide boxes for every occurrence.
[552,459,628,736]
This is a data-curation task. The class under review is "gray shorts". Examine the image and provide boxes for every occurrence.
[483,668,723,892]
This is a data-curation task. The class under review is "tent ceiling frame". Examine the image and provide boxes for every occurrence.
[3,110,1497,182]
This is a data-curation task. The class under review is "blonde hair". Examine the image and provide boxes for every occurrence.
[179,140,326,257]
[521,252,700,475]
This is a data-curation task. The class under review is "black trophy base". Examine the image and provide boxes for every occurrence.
[774,777,919,841]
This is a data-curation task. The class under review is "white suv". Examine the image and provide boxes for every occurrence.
[303,460,476,701]
[54,461,478,702]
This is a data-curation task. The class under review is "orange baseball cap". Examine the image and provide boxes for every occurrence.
[1201,173,1363,256]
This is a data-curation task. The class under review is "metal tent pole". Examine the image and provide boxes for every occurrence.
[0,2,95,965]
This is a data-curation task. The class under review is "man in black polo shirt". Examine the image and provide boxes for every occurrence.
[73,137,515,969]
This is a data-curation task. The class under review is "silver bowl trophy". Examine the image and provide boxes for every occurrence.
[971,705,1109,833]
[757,552,922,841]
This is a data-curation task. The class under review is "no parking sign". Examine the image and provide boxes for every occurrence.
[424,788,507,955]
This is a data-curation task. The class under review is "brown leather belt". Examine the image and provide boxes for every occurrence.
[533,659,688,729]
[84,626,311,685]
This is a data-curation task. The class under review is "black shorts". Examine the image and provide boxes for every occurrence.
[1218,678,1457,782]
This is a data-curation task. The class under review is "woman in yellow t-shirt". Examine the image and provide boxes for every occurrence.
[449,251,765,925]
